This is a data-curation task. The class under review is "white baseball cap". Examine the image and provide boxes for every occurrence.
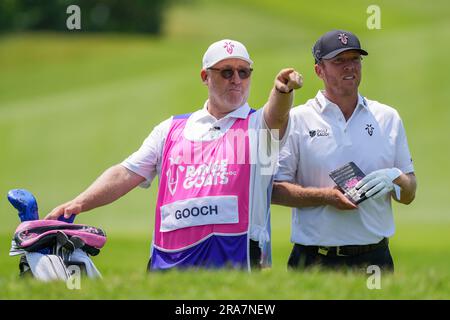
[202,39,253,69]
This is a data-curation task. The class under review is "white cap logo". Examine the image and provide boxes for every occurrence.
[223,41,235,54]
[202,39,253,69]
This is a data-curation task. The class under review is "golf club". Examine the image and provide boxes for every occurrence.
[70,236,85,250]
[54,231,69,257]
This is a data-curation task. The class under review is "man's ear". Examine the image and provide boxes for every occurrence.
[201,69,208,84]
[314,63,324,79]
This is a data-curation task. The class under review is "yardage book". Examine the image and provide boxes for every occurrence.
[329,162,367,204]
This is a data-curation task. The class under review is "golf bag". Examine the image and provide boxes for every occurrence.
[7,188,107,282]
[10,220,107,281]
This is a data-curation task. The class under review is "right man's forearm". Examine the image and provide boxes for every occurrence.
[393,172,417,205]
[272,181,332,208]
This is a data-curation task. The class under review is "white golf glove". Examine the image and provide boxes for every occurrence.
[356,168,402,200]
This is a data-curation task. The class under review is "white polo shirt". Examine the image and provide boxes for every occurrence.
[275,91,414,246]
[121,101,288,245]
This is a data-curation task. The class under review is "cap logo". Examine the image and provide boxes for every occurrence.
[223,41,235,54]
[338,33,348,45]
[314,49,321,61]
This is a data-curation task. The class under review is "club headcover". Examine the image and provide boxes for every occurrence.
[14,220,106,256]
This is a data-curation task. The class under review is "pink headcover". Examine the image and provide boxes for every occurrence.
[15,220,107,249]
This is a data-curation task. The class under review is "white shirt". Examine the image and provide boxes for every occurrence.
[275,91,414,246]
[121,101,289,244]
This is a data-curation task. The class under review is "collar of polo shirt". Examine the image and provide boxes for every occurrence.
[200,100,250,121]
[314,90,367,114]
[183,101,252,142]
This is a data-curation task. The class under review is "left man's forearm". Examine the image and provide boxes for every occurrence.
[45,164,145,220]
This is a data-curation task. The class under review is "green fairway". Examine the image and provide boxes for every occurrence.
[1,0,449,299]
[1,223,449,299]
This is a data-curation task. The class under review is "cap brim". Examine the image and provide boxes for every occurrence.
[321,48,368,60]
[203,56,253,69]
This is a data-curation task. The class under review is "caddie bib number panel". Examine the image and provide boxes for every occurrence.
[160,195,239,232]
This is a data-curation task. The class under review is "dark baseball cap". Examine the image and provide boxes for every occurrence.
[312,30,368,63]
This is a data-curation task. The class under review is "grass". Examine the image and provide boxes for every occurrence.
[0,0,449,299]
[1,221,449,299]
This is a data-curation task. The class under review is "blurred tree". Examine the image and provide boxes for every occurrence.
[0,0,169,34]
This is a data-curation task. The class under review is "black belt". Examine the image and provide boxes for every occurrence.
[296,238,389,257]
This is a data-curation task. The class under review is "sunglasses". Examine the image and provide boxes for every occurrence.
[207,67,253,80]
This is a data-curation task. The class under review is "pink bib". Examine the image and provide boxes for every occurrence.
[150,112,253,269]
